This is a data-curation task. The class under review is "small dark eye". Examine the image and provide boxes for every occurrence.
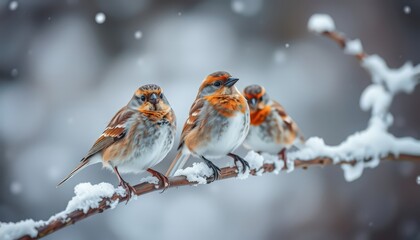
[160,93,164,98]
[213,81,221,87]
[259,96,263,101]
[140,95,146,101]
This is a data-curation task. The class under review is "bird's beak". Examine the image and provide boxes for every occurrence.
[225,77,239,87]
[149,93,159,105]
[250,98,257,109]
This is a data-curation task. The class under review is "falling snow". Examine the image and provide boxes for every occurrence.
[11,68,18,77]
[95,12,106,24]
[9,1,18,11]
[404,6,411,14]
[134,30,142,39]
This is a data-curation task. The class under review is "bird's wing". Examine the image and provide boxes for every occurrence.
[177,97,205,150]
[271,100,304,141]
[83,107,134,160]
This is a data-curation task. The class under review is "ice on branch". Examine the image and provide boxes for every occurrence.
[0,182,125,240]
[174,162,214,184]
[307,14,335,33]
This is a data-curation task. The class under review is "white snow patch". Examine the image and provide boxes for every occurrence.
[0,219,41,240]
[64,182,123,214]
[289,124,420,181]
[360,84,392,119]
[174,162,213,184]
[307,14,335,33]
[262,153,285,175]
[362,55,420,95]
[237,151,265,179]
[95,12,106,24]
[344,39,363,55]
[139,176,159,185]
[417,176,420,185]
[9,1,18,11]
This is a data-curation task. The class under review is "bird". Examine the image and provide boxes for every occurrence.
[57,84,176,201]
[165,71,250,181]
[242,84,304,169]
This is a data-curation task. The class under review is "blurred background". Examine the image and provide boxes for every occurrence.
[1,0,420,239]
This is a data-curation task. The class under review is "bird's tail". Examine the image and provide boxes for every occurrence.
[165,150,190,177]
[57,158,93,187]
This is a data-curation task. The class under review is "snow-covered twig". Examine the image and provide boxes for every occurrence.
[2,14,420,240]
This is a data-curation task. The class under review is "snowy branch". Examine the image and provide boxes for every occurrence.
[2,152,419,240]
[1,14,420,240]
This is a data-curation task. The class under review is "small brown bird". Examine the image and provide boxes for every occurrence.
[243,84,304,168]
[166,71,250,180]
[58,84,176,200]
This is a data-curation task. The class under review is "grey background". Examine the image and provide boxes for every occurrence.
[1,0,420,239]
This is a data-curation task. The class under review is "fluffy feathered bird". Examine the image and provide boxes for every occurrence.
[243,84,304,168]
[165,71,250,180]
[58,84,176,200]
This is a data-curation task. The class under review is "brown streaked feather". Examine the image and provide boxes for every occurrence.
[177,98,205,150]
[271,101,304,142]
[83,107,134,160]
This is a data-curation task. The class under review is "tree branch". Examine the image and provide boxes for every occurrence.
[18,153,420,240]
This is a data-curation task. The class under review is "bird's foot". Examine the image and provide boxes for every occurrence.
[147,168,170,192]
[202,158,221,182]
[119,179,137,204]
[228,153,250,174]
[278,148,288,170]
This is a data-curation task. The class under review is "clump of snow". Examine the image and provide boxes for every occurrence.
[0,219,42,240]
[9,1,18,11]
[362,55,420,94]
[64,182,124,214]
[344,39,363,55]
[307,14,335,33]
[360,84,392,120]
[237,151,265,179]
[95,12,106,24]
[0,182,126,239]
[262,153,285,175]
[174,162,213,184]
[417,176,420,185]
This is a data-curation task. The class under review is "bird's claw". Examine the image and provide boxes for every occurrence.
[203,159,221,182]
[229,153,250,174]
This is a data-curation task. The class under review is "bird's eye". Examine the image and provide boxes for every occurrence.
[140,95,146,101]
[160,93,164,98]
[259,96,263,101]
[213,81,222,87]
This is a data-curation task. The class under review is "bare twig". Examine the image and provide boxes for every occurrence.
[18,153,420,240]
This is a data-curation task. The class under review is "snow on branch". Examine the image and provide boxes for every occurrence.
[1,14,420,240]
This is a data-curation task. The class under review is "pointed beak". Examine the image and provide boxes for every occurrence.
[149,93,159,105]
[250,98,257,109]
[224,77,239,87]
